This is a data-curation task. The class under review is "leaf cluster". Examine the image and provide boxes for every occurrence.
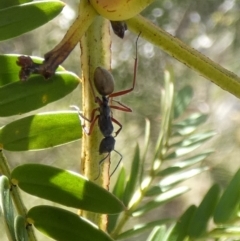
[0,1,240,241]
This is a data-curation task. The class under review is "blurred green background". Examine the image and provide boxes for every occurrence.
[1,0,240,240]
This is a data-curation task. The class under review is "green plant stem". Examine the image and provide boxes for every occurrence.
[0,151,37,241]
[111,70,174,238]
[111,176,154,238]
[127,15,240,99]
[152,69,175,166]
[79,0,111,230]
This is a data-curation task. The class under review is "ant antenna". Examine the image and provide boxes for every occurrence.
[110,150,122,177]
[94,150,123,180]
[94,153,110,180]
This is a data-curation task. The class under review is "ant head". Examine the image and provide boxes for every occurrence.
[94,67,115,96]
[99,136,116,154]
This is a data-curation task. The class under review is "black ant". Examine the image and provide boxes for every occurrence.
[72,34,140,179]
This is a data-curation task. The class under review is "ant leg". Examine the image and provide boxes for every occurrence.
[70,105,99,135]
[110,101,132,112]
[108,34,139,98]
[110,150,123,177]
[86,115,99,135]
[111,117,122,137]
[94,153,110,180]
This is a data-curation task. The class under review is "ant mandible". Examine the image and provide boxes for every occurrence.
[73,33,140,178]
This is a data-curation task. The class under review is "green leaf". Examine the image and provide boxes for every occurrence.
[133,186,190,217]
[108,167,126,233]
[27,205,113,241]
[0,72,79,116]
[123,144,140,206]
[148,167,209,196]
[167,205,197,241]
[11,164,124,214]
[0,0,32,10]
[175,150,214,168]
[214,169,240,224]
[145,185,163,197]
[165,131,216,159]
[0,54,65,86]
[116,219,172,240]
[0,1,65,41]
[147,226,167,241]
[112,167,126,200]
[0,112,82,151]
[157,167,183,178]
[157,150,214,177]
[159,167,209,190]
[14,216,29,241]
[0,176,16,241]
[188,184,221,238]
[208,227,240,238]
[173,85,193,119]
[173,113,208,135]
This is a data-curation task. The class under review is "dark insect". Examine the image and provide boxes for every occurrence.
[73,33,140,178]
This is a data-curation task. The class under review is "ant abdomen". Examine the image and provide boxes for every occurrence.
[94,67,115,96]
[99,136,116,154]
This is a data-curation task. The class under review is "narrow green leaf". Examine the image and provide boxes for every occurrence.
[11,164,124,214]
[157,167,182,178]
[157,150,214,177]
[145,185,163,197]
[167,205,197,241]
[173,113,208,135]
[159,167,209,189]
[0,176,16,241]
[0,71,79,116]
[148,167,208,196]
[214,169,240,224]
[157,69,175,153]
[174,113,208,128]
[169,131,216,149]
[147,226,167,241]
[142,118,151,162]
[108,167,126,233]
[0,55,65,86]
[133,186,190,217]
[174,85,193,119]
[165,131,216,159]
[116,219,172,240]
[0,1,65,41]
[123,144,140,206]
[0,0,32,10]
[112,167,126,200]
[175,150,214,168]
[27,205,113,241]
[14,216,28,241]
[0,112,82,151]
[208,227,240,238]
[188,184,221,238]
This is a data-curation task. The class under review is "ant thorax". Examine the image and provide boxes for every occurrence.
[98,98,114,137]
